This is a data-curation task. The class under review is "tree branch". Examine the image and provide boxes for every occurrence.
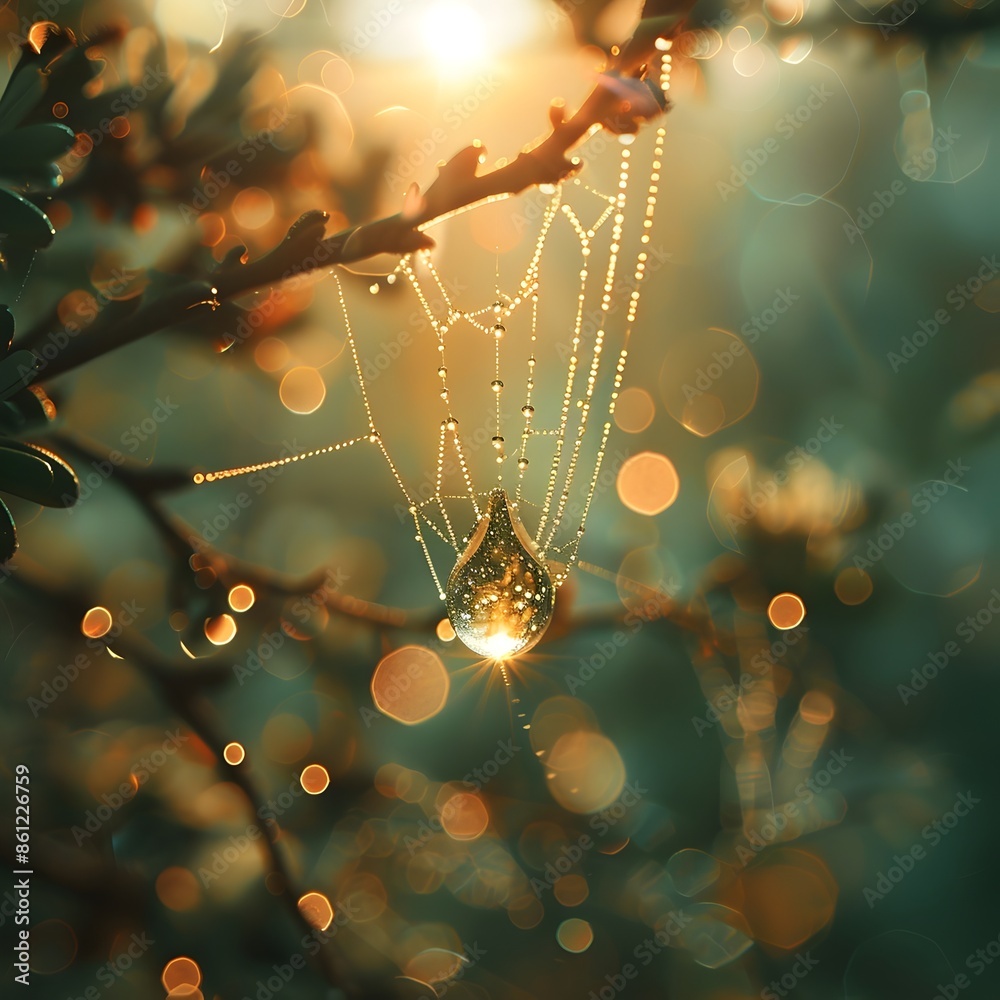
[36,16,678,382]
[10,564,357,996]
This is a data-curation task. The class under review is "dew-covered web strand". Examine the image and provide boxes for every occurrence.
[191,48,672,608]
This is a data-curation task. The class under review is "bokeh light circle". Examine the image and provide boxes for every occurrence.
[768,592,806,629]
[440,792,489,841]
[297,892,334,931]
[557,918,594,953]
[279,366,326,414]
[300,763,331,794]
[81,606,113,638]
[161,957,202,992]
[617,451,680,515]
[371,646,450,724]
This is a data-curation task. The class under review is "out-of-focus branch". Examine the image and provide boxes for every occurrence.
[9,565,356,996]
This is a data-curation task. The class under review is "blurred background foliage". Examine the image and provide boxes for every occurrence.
[2,0,1000,998]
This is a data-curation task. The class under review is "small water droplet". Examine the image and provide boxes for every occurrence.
[445,489,555,659]
[493,324,505,339]
[491,380,504,392]
[521,405,534,417]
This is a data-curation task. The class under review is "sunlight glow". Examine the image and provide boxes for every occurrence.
[480,629,522,661]
[419,2,488,74]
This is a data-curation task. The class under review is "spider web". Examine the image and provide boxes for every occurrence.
[195,59,670,606]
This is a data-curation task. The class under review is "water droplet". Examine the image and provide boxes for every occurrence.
[437,366,447,378]
[493,324,506,339]
[491,380,504,392]
[521,404,535,417]
[445,489,555,659]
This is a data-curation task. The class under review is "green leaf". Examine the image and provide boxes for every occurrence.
[0,441,53,505]
[0,387,54,435]
[0,26,76,135]
[0,496,16,563]
[22,162,64,192]
[0,350,41,399]
[0,439,78,507]
[0,305,12,352]
[0,124,75,172]
[0,61,45,135]
[0,188,56,249]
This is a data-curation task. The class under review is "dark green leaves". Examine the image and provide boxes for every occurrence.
[0,350,41,400]
[0,123,75,170]
[0,439,79,507]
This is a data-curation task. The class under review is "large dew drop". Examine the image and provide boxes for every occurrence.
[445,488,556,659]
